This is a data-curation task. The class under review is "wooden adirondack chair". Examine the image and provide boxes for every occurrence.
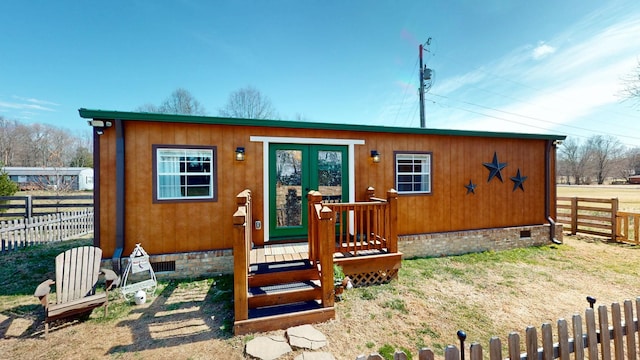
[34,246,117,335]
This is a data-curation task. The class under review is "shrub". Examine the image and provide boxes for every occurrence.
[0,167,18,213]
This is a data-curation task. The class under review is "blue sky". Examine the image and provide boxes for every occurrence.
[1,1,639,147]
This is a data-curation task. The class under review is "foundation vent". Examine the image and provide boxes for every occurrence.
[151,260,176,273]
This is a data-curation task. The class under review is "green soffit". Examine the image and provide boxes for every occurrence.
[79,108,566,141]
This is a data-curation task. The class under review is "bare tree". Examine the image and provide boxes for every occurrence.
[621,59,640,107]
[136,88,206,115]
[218,86,277,119]
[559,137,592,185]
[0,117,17,166]
[622,147,640,178]
[585,135,624,184]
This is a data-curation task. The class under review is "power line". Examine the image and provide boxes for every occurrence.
[425,92,640,146]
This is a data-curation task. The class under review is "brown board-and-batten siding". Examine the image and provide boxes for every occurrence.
[82,109,564,259]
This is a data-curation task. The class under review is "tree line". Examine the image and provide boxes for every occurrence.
[558,135,640,185]
[0,116,92,168]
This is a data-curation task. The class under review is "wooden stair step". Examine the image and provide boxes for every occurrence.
[248,280,322,308]
[234,303,335,335]
[249,259,313,274]
[249,267,319,287]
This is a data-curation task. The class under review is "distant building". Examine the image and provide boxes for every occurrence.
[629,175,640,184]
[3,167,94,191]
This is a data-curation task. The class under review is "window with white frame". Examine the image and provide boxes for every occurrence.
[154,146,216,201]
[395,153,432,194]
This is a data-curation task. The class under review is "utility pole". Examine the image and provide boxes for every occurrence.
[419,38,432,128]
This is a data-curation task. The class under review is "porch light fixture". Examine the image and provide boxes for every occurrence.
[87,119,112,135]
[235,147,245,161]
[371,150,380,163]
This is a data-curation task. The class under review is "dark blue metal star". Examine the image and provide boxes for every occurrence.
[510,168,527,191]
[483,152,507,183]
[464,180,477,194]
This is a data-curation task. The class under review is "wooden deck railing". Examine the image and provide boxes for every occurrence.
[616,211,640,244]
[311,198,336,308]
[232,189,252,322]
[308,187,398,260]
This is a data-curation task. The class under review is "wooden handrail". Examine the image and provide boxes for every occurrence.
[233,189,252,322]
[307,187,399,257]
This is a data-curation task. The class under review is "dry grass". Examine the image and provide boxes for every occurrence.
[558,184,640,211]
[3,236,640,359]
[2,185,640,359]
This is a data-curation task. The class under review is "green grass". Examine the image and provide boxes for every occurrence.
[0,238,93,296]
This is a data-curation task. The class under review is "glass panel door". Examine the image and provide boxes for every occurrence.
[271,145,307,237]
[269,144,348,240]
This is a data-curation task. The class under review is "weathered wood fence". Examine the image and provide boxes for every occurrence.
[357,297,640,360]
[557,197,640,244]
[556,197,618,240]
[0,194,93,218]
[0,209,94,252]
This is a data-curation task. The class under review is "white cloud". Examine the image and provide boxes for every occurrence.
[532,42,556,60]
[432,5,640,142]
[0,96,59,113]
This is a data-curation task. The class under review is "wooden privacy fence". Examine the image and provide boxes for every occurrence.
[0,209,94,252]
[0,195,93,218]
[556,196,640,245]
[357,297,640,360]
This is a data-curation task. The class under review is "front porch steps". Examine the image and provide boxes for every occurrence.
[234,259,335,335]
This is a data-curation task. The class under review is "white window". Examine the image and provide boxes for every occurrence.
[155,147,216,201]
[395,153,431,194]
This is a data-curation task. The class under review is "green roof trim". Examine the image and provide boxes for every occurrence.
[79,108,566,141]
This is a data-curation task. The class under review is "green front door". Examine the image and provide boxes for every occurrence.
[269,144,348,240]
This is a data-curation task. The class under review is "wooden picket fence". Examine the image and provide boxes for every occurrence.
[357,298,640,360]
[0,209,94,252]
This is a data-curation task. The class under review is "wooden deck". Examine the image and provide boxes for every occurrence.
[250,242,390,264]
[250,243,309,264]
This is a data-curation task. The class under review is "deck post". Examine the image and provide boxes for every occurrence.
[366,186,375,200]
[570,197,578,235]
[318,206,335,308]
[233,190,251,322]
[387,189,398,254]
[610,198,618,242]
[307,191,323,264]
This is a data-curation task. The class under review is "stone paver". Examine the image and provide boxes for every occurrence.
[294,352,336,360]
[286,324,327,350]
[245,335,292,360]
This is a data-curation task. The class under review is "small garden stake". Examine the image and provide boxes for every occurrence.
[457,330,467,360]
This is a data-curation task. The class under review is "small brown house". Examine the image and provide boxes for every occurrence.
[80,108,565,332]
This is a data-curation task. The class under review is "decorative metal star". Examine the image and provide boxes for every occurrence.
[510,168,527,191]
[483,152,507,183]
[464,179,477,194]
